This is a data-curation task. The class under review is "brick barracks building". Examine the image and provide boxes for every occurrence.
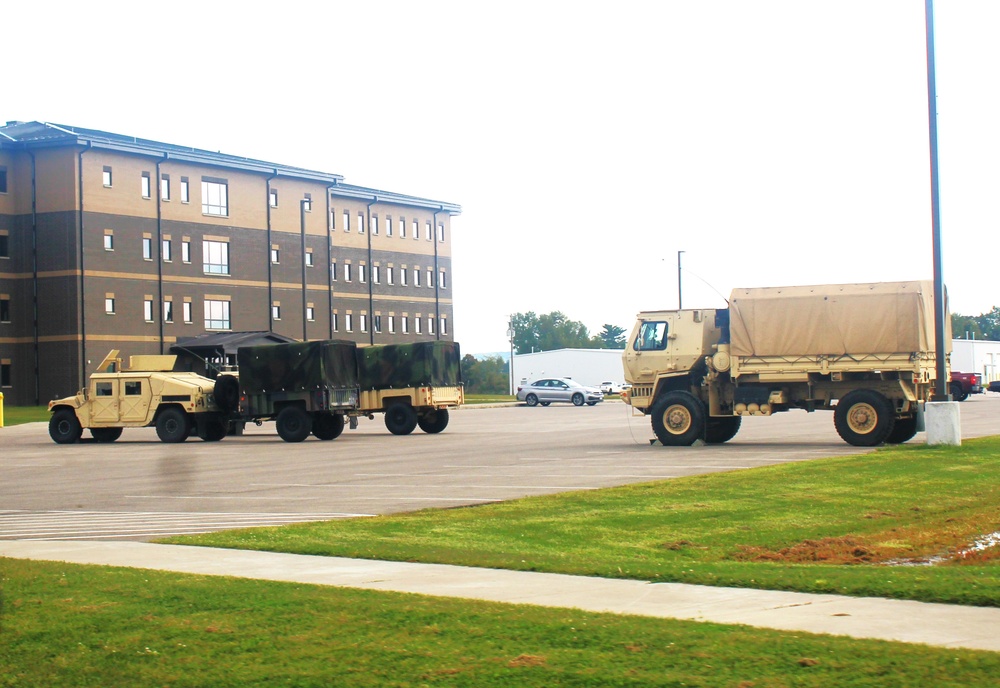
[0,121,460,406]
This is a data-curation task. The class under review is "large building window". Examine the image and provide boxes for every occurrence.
[205,299,231,330]
[201,179,229,216]
[203,240,230,274]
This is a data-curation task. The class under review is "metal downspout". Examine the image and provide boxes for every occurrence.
[265,170,278,333]
[432,207,442,341]
[28,151,39,404]
[77,143,91,386]
[326,186,335,340]
[300,198,308,341]
[156,154,167,353]
[366,196,377,345]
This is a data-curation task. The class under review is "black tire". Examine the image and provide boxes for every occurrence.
[198,419,228,442]
[650,391,705,446]
[228,421,246,436]
[586,401,598,406]
[156,407,190,443]
[312,414,345,441]
[539,401,551,406]
[49,409,83,444]
[885,415,919,444]
[90,427,123,443]
[276,406,312,442]
[834,390,895,447]
[214,374,241,413]
[417,408,450,434]
[525,393,539,407]
[384,403,418,435]
[572,393,585,406]
[950,383,968,402]
[705,416,742,444]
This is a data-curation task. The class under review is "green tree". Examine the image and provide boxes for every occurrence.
[951,307,1000,341]
[510,311,602,354]
[460,354,509,395]
[597,324,627,349]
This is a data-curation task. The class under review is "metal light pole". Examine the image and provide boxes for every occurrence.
[677,250,685,309]
[507,319,515,395]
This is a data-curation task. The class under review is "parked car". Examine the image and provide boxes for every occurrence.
[950,371,983,401]
[599,381,623,394]
[517,378,604,407]
[988,380,1000,393]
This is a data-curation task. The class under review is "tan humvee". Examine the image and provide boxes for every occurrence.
[47,350,227,444]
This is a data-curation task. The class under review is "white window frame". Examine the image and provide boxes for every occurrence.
[205,299,231,330]
[201,180,229,216]
[203,240,230,275]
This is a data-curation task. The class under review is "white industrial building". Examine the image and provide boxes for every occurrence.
[952,338,1000,384]
[512,349,625,390]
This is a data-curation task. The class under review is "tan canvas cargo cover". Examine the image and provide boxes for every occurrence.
[729,281,949,357]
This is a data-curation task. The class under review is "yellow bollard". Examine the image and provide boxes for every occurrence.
[0,391,4,428]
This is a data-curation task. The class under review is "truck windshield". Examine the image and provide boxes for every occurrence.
[635,321,668,351]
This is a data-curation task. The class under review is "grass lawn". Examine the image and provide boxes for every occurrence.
[164,436,1000,607]
[3,556,999,687]
[1,406,49,426]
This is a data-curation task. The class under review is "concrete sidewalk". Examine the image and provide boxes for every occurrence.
[3,540,999,653]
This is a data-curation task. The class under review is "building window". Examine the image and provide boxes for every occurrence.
[201,179,229,216]
[105,297,115,314]
[427,270,434,287]
[104,232,114,251]
[345,313,353,332]
[439,270,447,289]
[102,166,112,187]
[358,211,365,234]
[360,314,368,332]
[182,240,191,263]
[272,304,281,320]
[270,189,278,208]
[386,217,393,237]
[0,296,10,323]
[437,223,445,242]
[415,316,422,334]
[0,233,8,258]
[414,269,421,287]
[180,178,190,203]
[331,261,337,282]
[306,251,314,267]
[141,173,151,199]
[359,264,366,283]
[306,306,315,321]
[402,316,409,334]
[160,175,170,201]
[387,267,394,285]
[440,318,448,335]
[205,299,231,330]
[428,317,435,335]
[0,166,7,194]
[413,219,419,240]
[388,316,395,334]
[1,361,11,387]
[162,239,172,262]
[183,301,193,323]
[400,218,406,238]
[343,210,350,232]
[426,222,432,241]
[332,313,339,331]
[271,247,280,264]
[303,193,312,212]
[345,263,352,282]
[371,215,378,235]
[400,268,407,286]
[163,300,174,323]
[203,240,230,275]
[374,315,382,333]
[144,299,154,322]
[142,237,153,260]
[373,265,380,284]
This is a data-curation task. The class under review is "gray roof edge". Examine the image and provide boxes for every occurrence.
[330,184,462,214]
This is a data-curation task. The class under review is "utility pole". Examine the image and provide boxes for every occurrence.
[677,250,684,309]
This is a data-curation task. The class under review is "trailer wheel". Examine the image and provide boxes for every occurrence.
[91,427,123,443]
[384,403,418,435]
[705,416,741,444]
[650,391,705,446]
[313,414,345,441]
[198,419,228,442]
[834,390,895,446]
[49,409,83,444]
[156,407,190,443]
[885,415,918,444]
[417,408,450,434]
[276,406,312,442]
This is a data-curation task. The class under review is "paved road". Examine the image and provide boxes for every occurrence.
[3,396,998,540]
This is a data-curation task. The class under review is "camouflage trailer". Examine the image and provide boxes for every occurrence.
[355,341,464,435]
[47,350,228,444]
[218,340,360,442]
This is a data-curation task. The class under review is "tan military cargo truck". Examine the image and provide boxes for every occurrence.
[623,281,948,447]
[48,350,228,444]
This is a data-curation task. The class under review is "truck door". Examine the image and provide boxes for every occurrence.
[120,378,151,422]
[624,318,672,382]
[91,380,119,423]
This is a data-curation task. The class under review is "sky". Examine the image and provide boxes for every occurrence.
[5,1,999,354]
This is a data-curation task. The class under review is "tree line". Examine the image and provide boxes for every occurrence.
[951,307,1000,340]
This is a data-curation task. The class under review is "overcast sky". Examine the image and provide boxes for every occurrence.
[6,1,998,353]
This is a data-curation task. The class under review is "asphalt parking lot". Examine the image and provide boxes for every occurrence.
[2,396,998,540]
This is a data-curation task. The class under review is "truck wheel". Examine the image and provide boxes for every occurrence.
[91,427,123,443]
[705,416,741,444]
[650,391,705,446]
[276,406,312,442]
[950,383,968,402]
[156,407,190,443]
[417,408,450,434]
[49,409,83,444]
[198,419,228,442]
[885,416,918,444]
[525,393,539,407]
[384,404,418,435]
[572,393,585,406]
[214,374,240,413]
[834,390,895,446]
[313,414,345,440]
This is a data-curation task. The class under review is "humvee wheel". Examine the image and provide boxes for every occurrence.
[384,403,418,435]
[156,407,190,443]
[312,414,345,441]
[276,406,312,442]
[417,408,450,434]
[524,393,539,407]
[650,391,705,446]
[705,416,741,444]
[885,415,918,444]
[49,409,83,444]
[198,419,228,442]
[834,390,895,446]
[91,427,123,443]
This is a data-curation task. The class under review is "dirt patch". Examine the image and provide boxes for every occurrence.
[734,536,887,564]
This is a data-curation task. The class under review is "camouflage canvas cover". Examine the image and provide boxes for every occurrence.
[237,340,359,393]
[729,281,948,358]
[357,341,462,391]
